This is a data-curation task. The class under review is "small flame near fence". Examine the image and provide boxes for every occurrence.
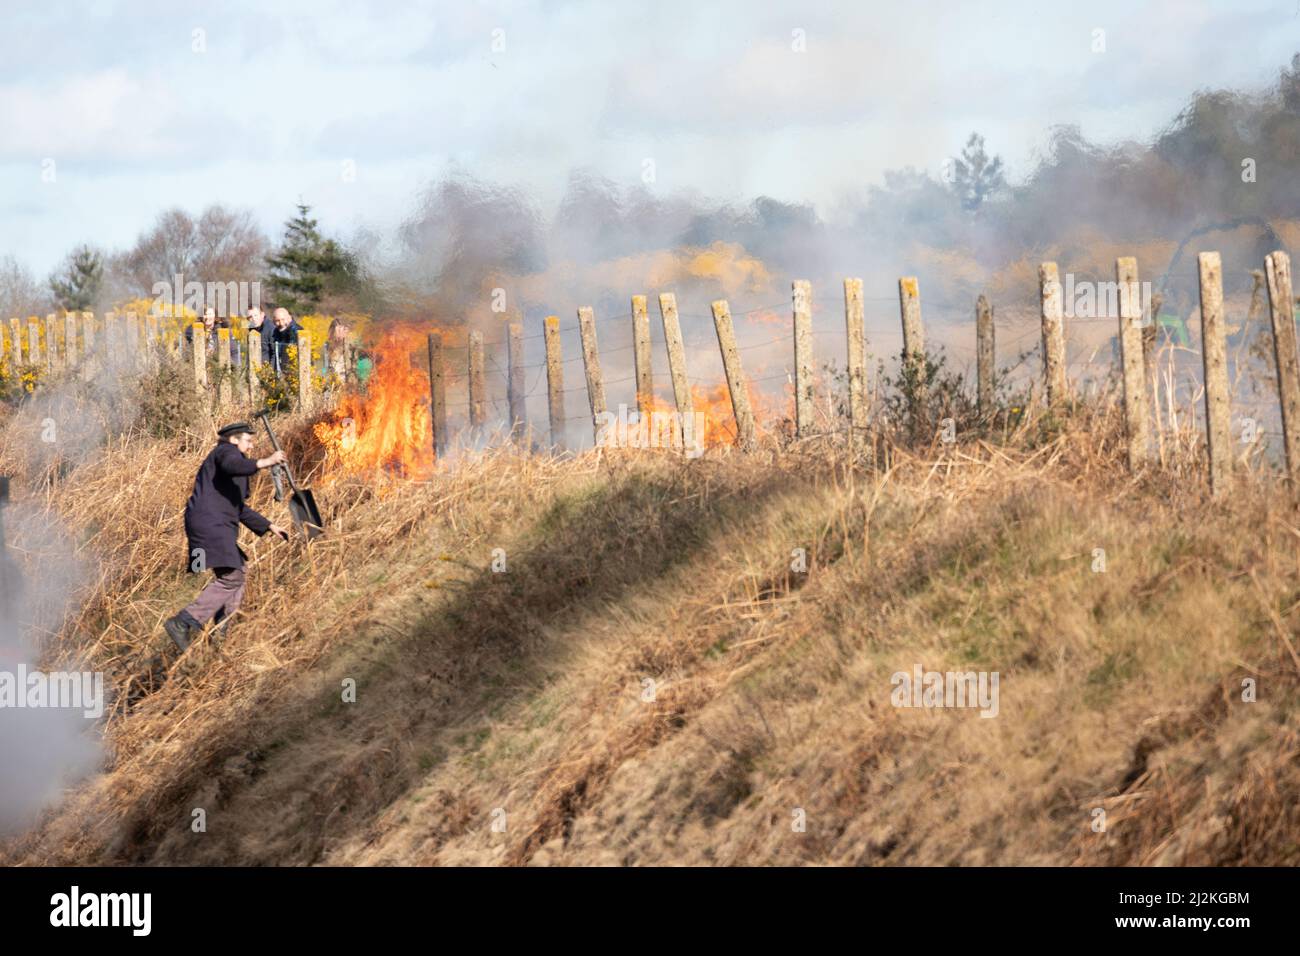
[311,326,781,478]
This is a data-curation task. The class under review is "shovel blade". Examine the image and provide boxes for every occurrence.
[289,489,324,539]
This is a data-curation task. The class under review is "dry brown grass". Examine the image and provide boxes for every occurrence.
[1,385,1298,866]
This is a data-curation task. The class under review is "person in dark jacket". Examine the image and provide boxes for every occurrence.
[164,422,289,652]
[246,306,275,365]
[267,307,303,374]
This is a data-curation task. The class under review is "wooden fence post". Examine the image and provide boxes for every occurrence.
[1265,250,1300,481]
[126,312,140,368]
[427,333,446,456]
[28,320,41,370]
[104,312,120,366]
[216,328,232,407]
[543,316,565,447]
[45,314,58,373]
[247,330,262,408]
[1198,252,1231,496]
[64,313,78,368]
[631,295,653,415]
[793,279,814,437]
[1039,262,1067,406]
[82,312,94,359]
[577,306,606,443]
[192,323,206,392]
[898,276,927,420]
[844,278,868,434]
[658,293,693,450]
[976,294,995,418]
[296,331,312,411]
[9,318,21,364]
[507,321,526,438]
[468,329,486,429]
[711,299,756,450]
[1116,257,1150,470]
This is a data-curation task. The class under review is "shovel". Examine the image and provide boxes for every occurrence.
[254,411,324,539]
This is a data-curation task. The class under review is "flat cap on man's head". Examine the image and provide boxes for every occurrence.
[217,421,255,439]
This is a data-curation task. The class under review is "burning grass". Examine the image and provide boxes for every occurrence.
[313,329,434,480]
[1,381,1298,865]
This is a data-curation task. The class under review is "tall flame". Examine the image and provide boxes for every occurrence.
[314,330,433,480]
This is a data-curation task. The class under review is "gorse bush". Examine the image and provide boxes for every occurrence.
[134,355,207,440]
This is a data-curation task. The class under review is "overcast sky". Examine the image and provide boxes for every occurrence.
[2,0,1298,275]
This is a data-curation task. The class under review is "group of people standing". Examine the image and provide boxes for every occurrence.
[185,305,303,373]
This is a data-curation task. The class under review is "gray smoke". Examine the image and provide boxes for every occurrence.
[0,499,101,836]
[0,350,145,835]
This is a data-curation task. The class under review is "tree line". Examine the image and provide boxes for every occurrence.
[0,203,382,321]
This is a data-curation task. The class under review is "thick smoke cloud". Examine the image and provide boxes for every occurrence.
[0,501,100,835]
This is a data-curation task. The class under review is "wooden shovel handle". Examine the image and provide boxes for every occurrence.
[254,411,301,494]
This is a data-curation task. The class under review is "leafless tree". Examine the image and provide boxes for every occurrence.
[0,254,48,319]
[118,205,269,296]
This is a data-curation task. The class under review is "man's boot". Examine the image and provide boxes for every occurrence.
[164,611,201,652]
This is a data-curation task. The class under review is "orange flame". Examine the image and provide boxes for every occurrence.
[636,381,777,448]
[314,330,433,480]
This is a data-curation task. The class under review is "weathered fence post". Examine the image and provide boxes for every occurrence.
[793,279,814,437]
[507,321,526,438]
[577,306,607,443]
[1265,250,1300,481]
[45,314,58,373]
[658,293,693,450]
[64,313,78,369]
[145,315,158,364]
[1198,252,1231,496]
[543,315,565,447]
[296,331,312,411]
[468,330,486,430]
[427,332,446,457]
[126,312,140,368]
[104,312,120,366]
[247,330,262,407]
[1116,257,1150,470]
[1039,262,1067,406]
[192,323,206,392]
[216,328,232,407]
[28,320,41,370]
[631,295,653,415]
[711,299,756,450]
[844,278,868,434]
[898,277,927,420]
[81,312,94,359]
[9,318,21,364]
[976,294,995,418]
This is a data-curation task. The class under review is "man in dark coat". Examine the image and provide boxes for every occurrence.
[164,422,289,652]
[267,307,303,375]
[246,306,275,365]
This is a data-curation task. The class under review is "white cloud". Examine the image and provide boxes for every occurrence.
[0,0,1295,275]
